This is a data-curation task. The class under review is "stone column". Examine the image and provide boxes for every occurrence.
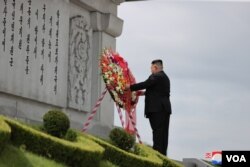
[89,11,123,137]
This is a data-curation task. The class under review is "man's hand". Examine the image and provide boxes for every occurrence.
[137,91,145,96]
[124,84,130,91]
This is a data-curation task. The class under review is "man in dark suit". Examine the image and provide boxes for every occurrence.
[126,59,171,156]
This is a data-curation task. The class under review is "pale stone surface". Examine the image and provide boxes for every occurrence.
[0,0,125,138]
[0,0,70,107]
[91,12,124,37]
[183,158,213,167]
[74,0,118,15]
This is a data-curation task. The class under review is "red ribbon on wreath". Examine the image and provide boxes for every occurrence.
[100,48,141,143]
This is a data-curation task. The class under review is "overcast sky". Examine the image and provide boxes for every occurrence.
[114,0,250,160]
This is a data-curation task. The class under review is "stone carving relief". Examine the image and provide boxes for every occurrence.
[68,15,92,111]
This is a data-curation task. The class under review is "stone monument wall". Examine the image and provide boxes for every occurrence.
[0,0,70,107]
[0,0,124,138]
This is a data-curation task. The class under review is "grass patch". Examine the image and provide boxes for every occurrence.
[0,145,66,167]
[0,145,118,167]
[100,160,120,167]
[0,117,11,153]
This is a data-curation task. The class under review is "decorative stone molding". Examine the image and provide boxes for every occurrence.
[71,0,118,15]
[111,0,125,5]
[90,12,103,31]
[91,12,123,37]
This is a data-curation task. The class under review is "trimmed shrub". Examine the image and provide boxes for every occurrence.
[64,129,77,142]
[109,127,135,151]
[3,116,104,167]
[43,109,70,138]
[0,116,11,153]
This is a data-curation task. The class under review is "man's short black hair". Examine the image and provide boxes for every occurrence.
[151,59,163,66]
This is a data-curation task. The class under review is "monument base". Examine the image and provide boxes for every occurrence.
[0,91,114,139]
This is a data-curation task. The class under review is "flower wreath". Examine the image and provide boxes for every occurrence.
[100,48,138,111]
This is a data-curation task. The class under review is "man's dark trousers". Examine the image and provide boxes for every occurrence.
[148,112,170,155]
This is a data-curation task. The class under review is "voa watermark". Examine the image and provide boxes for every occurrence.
[205,150,250,167]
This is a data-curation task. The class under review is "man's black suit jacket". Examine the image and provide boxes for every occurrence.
[130,71,171,117]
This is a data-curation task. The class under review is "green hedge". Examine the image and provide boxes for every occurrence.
[0,116,11,153]
[81,133,183,167]
[1,115,183,167]
[3,116,104,167]
[137,144,183,167]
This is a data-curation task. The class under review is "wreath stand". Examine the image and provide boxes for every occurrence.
[82,88,142,144]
